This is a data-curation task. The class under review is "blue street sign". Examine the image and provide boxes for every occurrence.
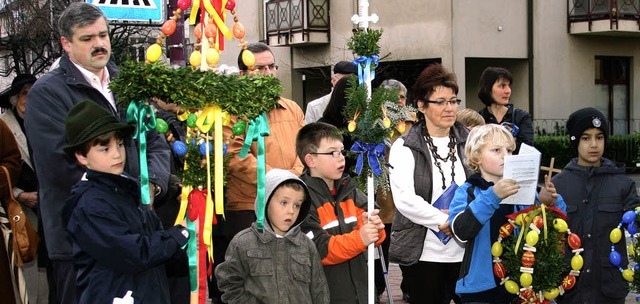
[88,0,166,24]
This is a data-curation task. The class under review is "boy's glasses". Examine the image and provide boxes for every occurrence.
[425,98,461,107]
[311,150,347,158]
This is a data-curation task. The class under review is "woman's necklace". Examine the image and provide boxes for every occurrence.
[424,128,457,190]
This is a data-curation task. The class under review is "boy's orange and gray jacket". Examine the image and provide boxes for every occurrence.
[300,172,386,304]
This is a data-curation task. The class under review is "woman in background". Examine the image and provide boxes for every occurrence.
[477,67,533,154]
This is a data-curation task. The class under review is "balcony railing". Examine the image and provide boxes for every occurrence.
[265,0,329,46]
[568,0,640,34]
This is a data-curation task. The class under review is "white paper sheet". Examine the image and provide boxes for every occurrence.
[501,143,541,205]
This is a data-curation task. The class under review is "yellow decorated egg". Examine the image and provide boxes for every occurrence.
[571,254,584,270]
[189,51,202,68]
[348,121,357,132]
[623,269,634,282]
[205,49,220,66]
[553,218,568,233]
[525,230,539,246]
[491,242,503,257]
[146,44,162,62]
[396,121,406,134]
[520,272,532,287]
[242,50,255,68]
[382,117,391,128]
[610,228,622,244]
[504,280,519,294]
[515,213,526,226]
[543,288,559,300]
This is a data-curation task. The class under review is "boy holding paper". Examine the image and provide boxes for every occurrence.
[448,124,565,303]
[553,108,640,304]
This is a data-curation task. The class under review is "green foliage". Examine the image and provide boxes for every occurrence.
[501,209,569,293]
[110,60,282,120]
[346,28,383,58]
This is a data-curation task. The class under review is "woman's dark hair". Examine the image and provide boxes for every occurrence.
[319,76,352,128]
[478,67,513,106]
[413,63,458,120]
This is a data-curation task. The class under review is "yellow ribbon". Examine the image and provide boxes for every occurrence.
[177,110,189,122]
[213,106,224,218]
[174,185,192,226]
[541,204,548,242]
[203,0,232,43]
[196,106,215,132]
[189,0,201,25]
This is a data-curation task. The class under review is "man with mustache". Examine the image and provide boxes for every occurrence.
[24,3,171,303]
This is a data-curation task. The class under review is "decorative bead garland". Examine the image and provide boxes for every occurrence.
[491,206,584,303]
[609,209,640,285]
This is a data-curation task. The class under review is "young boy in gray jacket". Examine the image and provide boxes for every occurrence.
[215,169,329,304]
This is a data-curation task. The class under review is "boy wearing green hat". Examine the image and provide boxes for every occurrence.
[63,100,189,304]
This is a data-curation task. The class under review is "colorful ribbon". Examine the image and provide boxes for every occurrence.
[126,100,156,205]
[238,113,270,229]
[351,140,385,176]
[352,54,380,85]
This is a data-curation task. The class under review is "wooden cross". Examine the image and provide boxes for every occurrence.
[540,157,562,178]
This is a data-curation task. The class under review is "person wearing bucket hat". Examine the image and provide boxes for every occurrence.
[23,3,171,303]
[63,100,190,304]
[63,100,135,158]
[552,107,640,304]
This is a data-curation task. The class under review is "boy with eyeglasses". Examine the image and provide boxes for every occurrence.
[296,122,386,304]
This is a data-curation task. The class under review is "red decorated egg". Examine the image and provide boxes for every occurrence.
[520,288,535,301]
[568,233,582,250]
[232,22,246,40]
[225,0,235,10]
[499,223,514,238]
[562,275,576,290]
[493,262,506,278]
[177,0,191,10]
[204,23,217,39]
[532,215,544,229]
[162,19,177,36]
[194,23,203,40]
[522,251,535,268]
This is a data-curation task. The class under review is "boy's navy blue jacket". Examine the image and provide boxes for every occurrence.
[65,169,188,304]
[448,174,566,303]
[552,158,639,304]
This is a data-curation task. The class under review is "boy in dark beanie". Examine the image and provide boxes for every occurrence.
[63,100,189,304]
[552,107,640,304]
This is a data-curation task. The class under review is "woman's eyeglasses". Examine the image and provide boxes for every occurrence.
[311,150,347,158]
[425,99,461,107]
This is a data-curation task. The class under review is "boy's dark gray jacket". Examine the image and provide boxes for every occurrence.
[216,169,330,304]
[65,170,188,304]
[24,54,171,260]
[552,157,639,303]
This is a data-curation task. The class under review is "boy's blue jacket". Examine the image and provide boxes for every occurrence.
[65,169,188,304]
[448,174,566,301]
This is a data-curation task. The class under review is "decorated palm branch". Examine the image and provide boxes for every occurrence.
[109,1,280,303]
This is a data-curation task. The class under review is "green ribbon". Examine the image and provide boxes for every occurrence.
[186,219,198,292]
[126,100,156,205]
[238,113,270,229]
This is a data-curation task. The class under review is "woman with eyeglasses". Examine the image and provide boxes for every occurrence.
[388,63,471,304]
[477,67,533,154]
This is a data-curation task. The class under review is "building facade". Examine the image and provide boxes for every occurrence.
[214,0,640,136]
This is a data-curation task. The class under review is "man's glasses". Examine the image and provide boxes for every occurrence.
[311,150,347,158]
[425,98,461,107]
[254,64,278,72]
